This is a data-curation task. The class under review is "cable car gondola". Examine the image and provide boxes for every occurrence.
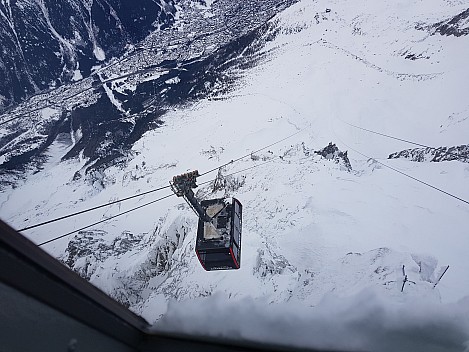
[196,197,242,270]
[170,171,242,271]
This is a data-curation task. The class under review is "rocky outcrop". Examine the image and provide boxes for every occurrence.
[388,144,469,163]
[417,8,469,37]
[315,142,352,171]
[63,218,190,307]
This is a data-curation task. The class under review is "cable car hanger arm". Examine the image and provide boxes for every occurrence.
[170,170,212,222]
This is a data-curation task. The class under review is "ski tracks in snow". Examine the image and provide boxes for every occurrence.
[313,39,443,82]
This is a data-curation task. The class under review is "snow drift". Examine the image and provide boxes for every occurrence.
[155,289,469,352]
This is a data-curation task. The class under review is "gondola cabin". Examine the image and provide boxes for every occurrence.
[170,170,242,272]
[196,198,242,271]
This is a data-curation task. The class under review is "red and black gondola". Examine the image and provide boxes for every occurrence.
[170,171,242,271]
[196,198,242,271]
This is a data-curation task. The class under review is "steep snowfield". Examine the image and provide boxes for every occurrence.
[1,0,469,349]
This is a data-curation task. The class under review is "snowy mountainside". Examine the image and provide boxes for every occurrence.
[0,0,295,183]
[0,0,177,107]
[1,0,469,349]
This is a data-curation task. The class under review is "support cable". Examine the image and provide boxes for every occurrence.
[197,158,276,189]
[32,118,469,247]
[336,136,469,206]
[19,184,172,232]
[37,157,279,246]
[20,128,302,232]
[199,128,305,176]
[338,118,467,160]
[38,194,175,246]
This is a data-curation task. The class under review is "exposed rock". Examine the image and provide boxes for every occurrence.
[388,144,469,163]
[417,8,469,37]
[63,218,190,307]
[315,142,352,171]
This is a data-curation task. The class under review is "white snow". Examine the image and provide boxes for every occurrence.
[1,1,469,349]
[101,79,126,113]
[41,107,59,119]
[155,289,469,352]
[93,46,106,62]
[165,76,180,85]
[72,69,83,81]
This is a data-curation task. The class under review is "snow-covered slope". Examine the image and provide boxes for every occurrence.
[1,0,469,349]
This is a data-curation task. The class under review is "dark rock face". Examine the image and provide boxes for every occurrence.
[417,8,469,37]
[315,142,352,171]
[432,8,469,37]
[0,0,176,109]
[388,145,469,163]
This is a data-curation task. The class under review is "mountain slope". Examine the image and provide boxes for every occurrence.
[0,0,295,181]
[0,0,177,108]
[0,0,468,346]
